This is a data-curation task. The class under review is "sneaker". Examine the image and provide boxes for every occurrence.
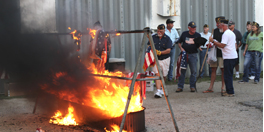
[176,88,183,93]
[159,89,164,95]
[222,92,235,97]
[154,89,162,98]
[235,74,240,78]
[254,80,259,84]
[238,80,246,84]
[249,76,255,80]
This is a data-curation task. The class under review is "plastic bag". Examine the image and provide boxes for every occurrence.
[207,45,217,64]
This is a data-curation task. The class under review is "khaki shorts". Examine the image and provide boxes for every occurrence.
[210,57,224,68]
[152,57,170,77]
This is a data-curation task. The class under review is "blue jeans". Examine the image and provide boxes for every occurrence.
[199,48,211,77]
[224,59,237,94]
[242,51,263,82]
[168,46,176,80]
[178,53,197,89]
[249,60,256,76]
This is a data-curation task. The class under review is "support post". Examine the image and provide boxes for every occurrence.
[147,32,180,132]
[119,32,148,132]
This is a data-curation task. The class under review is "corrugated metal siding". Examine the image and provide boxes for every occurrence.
[179,0,256,76]
[55,0,151,72]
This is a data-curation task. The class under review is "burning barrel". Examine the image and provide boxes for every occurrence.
[49,97,146,132]
[96,107,146,132]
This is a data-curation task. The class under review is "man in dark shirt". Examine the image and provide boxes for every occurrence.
[203,16,225,94]
[228,20,242,78]
[176,21,201,93]
[148,24,172,98]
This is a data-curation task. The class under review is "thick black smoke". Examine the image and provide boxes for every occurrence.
[0,1,98,118]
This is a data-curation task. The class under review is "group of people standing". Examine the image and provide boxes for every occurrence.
[150,17,262,98]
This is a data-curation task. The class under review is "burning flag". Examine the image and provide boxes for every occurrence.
[88,29,111,73]
[70,30,82,51]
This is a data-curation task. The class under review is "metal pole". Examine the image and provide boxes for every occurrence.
[147,32,180,132]
[42,30,145,36]
[90,74,161,81]
[119,32,148,132]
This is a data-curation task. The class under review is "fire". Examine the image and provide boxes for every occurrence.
[86,64,143,118]
[116,33,121,36]
[70,30,82,41]
[45,28,143,127]
[104,124,127,132]
[49,105,78,126]
[89,29,97,39]
[68,27,71,30]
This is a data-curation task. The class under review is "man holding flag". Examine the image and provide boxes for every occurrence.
[144,24,172,98]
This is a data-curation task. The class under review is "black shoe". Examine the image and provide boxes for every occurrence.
[190,88,196,92]
[176,88,183,93]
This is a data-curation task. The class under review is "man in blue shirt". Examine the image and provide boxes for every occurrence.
[176,21,201,93]
[165,19,179,81]
[148,24,172,98]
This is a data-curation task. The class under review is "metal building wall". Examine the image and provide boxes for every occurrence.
[55,0,152,72]
[179,0,256,76]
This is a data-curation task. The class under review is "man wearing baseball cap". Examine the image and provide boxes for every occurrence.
[176,21,201,93]
[199,24,212,78]
[147,24,172,98]
[228,20,242,79]
[165,19,179,81]
[203,16,225,94]
[209,19,237,97]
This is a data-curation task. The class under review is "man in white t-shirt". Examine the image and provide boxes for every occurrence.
[199,24,212,77]
[209,19,237,97]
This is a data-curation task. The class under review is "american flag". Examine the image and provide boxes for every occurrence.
[143,46,155,71]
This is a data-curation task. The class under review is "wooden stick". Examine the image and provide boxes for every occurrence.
[195,29,214,92]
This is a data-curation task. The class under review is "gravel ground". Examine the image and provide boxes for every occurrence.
[0,79,262,132]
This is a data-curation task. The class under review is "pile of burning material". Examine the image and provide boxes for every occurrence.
[44,62,145,130]
[18,26,156,132]
[41,28,146,132]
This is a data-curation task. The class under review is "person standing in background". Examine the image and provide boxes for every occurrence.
[165,19,179,81]
[199,24,212,78]
[228,20,242,78]
[176,21,201,93]
[241,21,255,80]
[203,16,225,94]
[239,21,263,84]
[209,19,237,97]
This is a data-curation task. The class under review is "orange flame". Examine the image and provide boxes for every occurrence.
[86,64,143,118]
[45,55,143,126]
[70,30,82,41]
[89,29,97,39]
[68,27,71,30]
[49,105,78,126]
[116,33,121,36]
[104,124,127,132]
